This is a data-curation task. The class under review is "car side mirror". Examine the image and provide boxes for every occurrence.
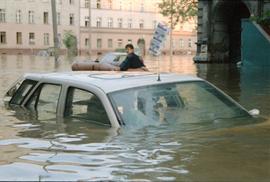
[248,109,260,116]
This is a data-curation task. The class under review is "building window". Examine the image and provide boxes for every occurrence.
[44,33,49,45]
[28,11,34,24]
[85,16,89,27]
[128,39,132,44]
[188,39,192,48]
[16,10,22,24]
[128,19,132,29]
[108,39,112,48]
[97,38,102,49]
[43,12,49,24]
[118,18,122,28]
[96,17,102,28]
[129,2,132,11]
[139,19,144,29]
[85,0,90,8]
[57,12,61,25]
[58,0,62,4]
[108,17,113,28]
[0,9,6,23]
[108,0,112,9]
[0,32,6,44]
[69,0,74,5]
[16,32,22,44]
[85,38,89,46]
[140,2,144,12]
[29,32,35,45]
[97,0,101,9]
[179,39,184,48]
[117,39,122,48]
[69,13,74,25]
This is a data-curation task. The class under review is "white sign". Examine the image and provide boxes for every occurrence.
[149,23,170,56]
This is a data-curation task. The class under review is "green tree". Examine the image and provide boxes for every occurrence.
[63,30,78,56]
[158,0,198,28]
[158,0,197,72]
[250,10,270,26]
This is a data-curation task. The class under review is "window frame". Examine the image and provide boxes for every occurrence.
[25,83,62,114]
[0,31,6,44]
[64,86,111,126]
[9,79,38,106]
[0,9,6,23]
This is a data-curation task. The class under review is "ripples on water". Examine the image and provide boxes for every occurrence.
[0,55,269,181]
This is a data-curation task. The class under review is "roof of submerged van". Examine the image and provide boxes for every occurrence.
[24,71,203,93]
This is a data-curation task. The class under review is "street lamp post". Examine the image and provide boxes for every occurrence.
[88,0,92,59]
[169,0,173,72]
[51,0,59,62]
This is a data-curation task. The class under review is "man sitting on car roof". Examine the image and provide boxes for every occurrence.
[120,44,148,71]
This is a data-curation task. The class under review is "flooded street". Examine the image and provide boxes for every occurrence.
[0,55,269,181]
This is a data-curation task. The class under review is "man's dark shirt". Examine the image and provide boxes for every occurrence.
[120,53,145,71]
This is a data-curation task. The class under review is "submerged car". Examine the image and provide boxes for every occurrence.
[95,52,127,66]
[4,72,259,128]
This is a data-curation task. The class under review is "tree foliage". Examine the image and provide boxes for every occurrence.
[63,30,76,49]
[63,30,78,56]
[250,10,270,26]
[158,0,198,28]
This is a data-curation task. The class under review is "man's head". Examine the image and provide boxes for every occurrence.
[125,44,134,54]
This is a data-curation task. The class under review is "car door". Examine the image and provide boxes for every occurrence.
[64,87,111,126]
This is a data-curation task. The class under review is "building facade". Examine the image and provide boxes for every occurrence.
[0,0,196,55]
[0,0,80,54]
[80,0,197,56]
[194,0,270,63]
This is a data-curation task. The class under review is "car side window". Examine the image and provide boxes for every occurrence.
[65,87,111,126]
[9,79,37,105]
[27,83,61,114]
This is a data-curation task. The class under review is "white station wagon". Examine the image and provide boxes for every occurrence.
[4,72,257,128]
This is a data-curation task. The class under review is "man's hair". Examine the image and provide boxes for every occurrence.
[125,44,134,50]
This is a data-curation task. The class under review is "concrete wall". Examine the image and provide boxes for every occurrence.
[241,19,270,66]
[195,0,270,63]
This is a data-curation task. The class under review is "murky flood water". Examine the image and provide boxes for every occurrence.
[0,55,269,181]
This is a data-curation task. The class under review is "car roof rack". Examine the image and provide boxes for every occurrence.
[87,72,158,80]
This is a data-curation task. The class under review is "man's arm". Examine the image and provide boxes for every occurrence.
[119,59,130,71]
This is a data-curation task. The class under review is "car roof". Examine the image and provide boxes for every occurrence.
[24,71,203,93]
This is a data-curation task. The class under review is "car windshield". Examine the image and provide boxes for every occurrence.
[99,53,116,63]
[109,81,249,126]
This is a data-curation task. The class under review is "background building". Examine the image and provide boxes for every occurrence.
[0,0,80,55]
[0,0,196,56]
[80,0,197,56]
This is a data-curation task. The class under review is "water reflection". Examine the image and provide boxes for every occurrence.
[0,55,269,181]
[196,64,241,101]
[0,113,268,181]
[240,66,270,116]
